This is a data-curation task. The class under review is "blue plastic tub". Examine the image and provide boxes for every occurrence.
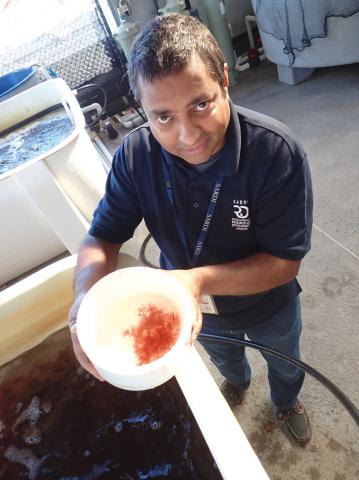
[0,66,42,102]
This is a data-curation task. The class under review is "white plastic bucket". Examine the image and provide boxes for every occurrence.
[0,65,48,102]
[76,267,197,391]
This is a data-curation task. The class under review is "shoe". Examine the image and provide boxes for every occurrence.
[220,380,249,408]
[276,399,311,444]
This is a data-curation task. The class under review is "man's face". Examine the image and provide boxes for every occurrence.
[138,56,230,164]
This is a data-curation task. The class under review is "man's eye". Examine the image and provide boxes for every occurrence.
[195,101,208,112]
[158,115,171,124]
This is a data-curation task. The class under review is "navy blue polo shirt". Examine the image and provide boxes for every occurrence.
[89,101,313,328]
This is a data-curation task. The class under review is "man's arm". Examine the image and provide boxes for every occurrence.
[72,234,122,305]
[68,234,122,380]
[171,253,300,299]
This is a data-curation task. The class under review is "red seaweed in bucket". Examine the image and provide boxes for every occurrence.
[124,304,180,365]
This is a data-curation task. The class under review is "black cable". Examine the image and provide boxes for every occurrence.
[198,332,359,427]
[75,83,108,128]
[76,83,108,114]
[132,102,146,121]
[140,233,160,269]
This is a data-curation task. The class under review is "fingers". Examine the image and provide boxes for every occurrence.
[70,328,105,382]
[166,270,203,343]
[190,304,203,344]
[167,269,203,301]
[67,296,104,380]
[67,294,85,327]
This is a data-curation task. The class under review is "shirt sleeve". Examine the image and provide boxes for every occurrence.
[254,139,313,260]
[89,142,143,243]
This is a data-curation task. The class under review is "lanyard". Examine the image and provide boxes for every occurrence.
[161,156,223,267]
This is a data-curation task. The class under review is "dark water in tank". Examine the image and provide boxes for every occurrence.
[0,108,74,175]
[0,329,222,480]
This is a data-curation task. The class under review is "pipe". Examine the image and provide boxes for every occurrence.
[245,14,257,49]
[73,83,108,115]
[235,62,250,72]
[235,51,265,72]
[113,12,139,61]
[237,47,264,65]
[114,112,145,129]
[81,102,102,118]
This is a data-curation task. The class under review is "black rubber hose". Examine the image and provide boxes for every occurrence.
[140,233,160,269]
[75,83,108,119]
[132,102,147,121]
[198,332,359,427]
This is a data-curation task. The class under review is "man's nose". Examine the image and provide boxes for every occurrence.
[178,118,200,146]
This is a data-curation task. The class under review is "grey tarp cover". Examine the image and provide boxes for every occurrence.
[254,0,359,64]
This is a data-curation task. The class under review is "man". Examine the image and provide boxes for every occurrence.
[68,13,313,444]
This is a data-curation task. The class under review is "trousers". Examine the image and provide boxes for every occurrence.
[198,296,305,410]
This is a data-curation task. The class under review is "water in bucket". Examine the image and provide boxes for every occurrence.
[0,107,74,175]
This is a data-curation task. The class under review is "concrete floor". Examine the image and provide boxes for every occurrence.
[120,60,359,479]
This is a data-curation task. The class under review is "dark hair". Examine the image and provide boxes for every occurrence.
[128,13,225,101]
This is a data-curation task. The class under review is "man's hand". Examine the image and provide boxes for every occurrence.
[167,269,204,343]
[67,294,104,382]
[167,268,204,299]
[166,255,301,342]
[67,234,121,381]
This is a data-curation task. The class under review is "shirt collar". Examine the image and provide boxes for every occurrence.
[161,99,242,177]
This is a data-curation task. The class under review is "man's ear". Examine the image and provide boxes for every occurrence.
[223,63,229,89]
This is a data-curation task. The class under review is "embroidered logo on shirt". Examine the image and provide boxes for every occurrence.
[232,200,250,230]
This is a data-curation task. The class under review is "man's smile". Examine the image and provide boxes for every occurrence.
[182,140,207,156]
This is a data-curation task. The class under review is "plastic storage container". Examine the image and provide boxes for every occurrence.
[0,78,107,285]
[0,253,269,480]
[0,65,47,102]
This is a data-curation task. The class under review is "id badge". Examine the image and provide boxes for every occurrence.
[199,294,219,314]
